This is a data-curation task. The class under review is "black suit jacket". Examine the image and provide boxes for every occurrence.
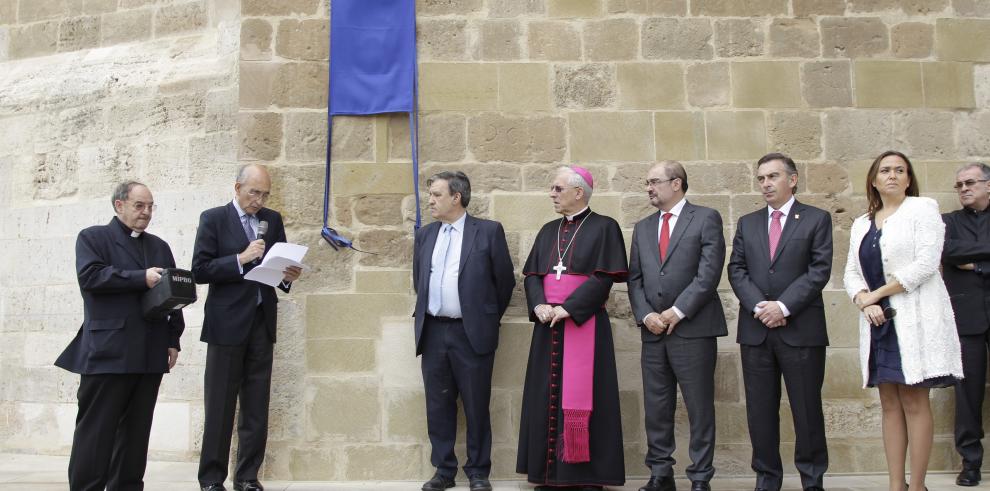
[728,200,832,347]
[942,208,990,336]
[628,202,728,341]
[412,214,516,356]
[192,203,289,346]
[55,218,184,375]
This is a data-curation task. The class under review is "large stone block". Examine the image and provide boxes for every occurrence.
[732,62,802,109]
[936,19,990,62]
[420,163,522,192]
[973,64,989,110]
[330,163,412,196]
[239,61,277,109]
[607,0,686,14]
[691,0,787,15]
[820,17,889,58]
[769,111,822,160]
[956,111,990,159]
[272,62,328,109]
[420,63,498,111]
[479,20,520,61]
[383,389,427,441]
[241,18,272,61]
[802,60,852,108]
[498,63,550,112]
[891,22,933,59]
[237,112,282,161]
[9,21,57,59]
[715,19,764,58]
[417,19,468,61]
[527,21,581,61]
[793,0,845,16]
[390,112,466,162]
[307,377,381,440]
[492,193,622,230]
[894,110,955,159]
[854,60,923,108]
[584,18,638,61]
[342,443,425,479]
[488,0,545,16]
[769,18,820,58]
[548,0,602,17]
[276,19,328,62]
[553,63,615,109]
[307,293,413,339]
[100,8,152,45]
[355,270,412,294]
[58,16,100,52]
[353,195,406,226]
[17,0,69,22]
[804,161,849,195]
[705,111,767,160]
[686,62,729,108]
[682,162,754,194]
[654,111,705,161]
[570,111,653,162]
[823,290,860,349]
[953,0,990,15]
[923,62,975,109]
[301,114,371,162]
[822,349,872,399]
[642,17,713,60]
[356,229,415,268]
[467,113,565,162]
[0,0,14,23]
[715,351,741,402]
[492,321,533,388]
[155,1,207,37]
[243,0,319,15]
[617,63,684,110]
[306,338,377,374]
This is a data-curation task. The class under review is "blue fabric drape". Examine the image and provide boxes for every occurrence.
[323,0,420,251]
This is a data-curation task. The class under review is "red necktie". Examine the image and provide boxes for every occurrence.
[769,210,783,261]
[658,212,672,262]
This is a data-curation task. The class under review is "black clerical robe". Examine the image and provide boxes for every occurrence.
[516,208,628,487]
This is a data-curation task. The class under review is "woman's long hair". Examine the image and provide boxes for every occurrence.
[866,150,920,218]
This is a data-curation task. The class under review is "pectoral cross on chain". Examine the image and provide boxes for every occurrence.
[553,261,567,280]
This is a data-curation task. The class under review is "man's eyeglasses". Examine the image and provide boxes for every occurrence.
[127,201,156,212]
[247,189,271,201]
[954,179,989,191]
[549,185,579,193]
[646,178,675,187]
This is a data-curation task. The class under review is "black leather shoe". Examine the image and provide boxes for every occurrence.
[422,472,455,491]
[201,484,226,491]
[804,487,825,491]
[691,481,711,491]
[469,475,492,491]
[233,481,263,491]
[958,468,982,486]
[640,475,676,491]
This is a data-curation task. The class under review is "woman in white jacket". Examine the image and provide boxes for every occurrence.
[844,150,963,491]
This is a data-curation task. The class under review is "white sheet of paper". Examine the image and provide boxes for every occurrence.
[244,242,310,286]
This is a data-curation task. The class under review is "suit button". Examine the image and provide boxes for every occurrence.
[660,272,665,276]
[769,269,775,274]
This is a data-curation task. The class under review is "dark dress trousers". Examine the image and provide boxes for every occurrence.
[628,202,727,482]
[55,217,184,491]
[942,207,990,470]
[192,203,290,486]
[412,214,515,478]
[727,201,832,491]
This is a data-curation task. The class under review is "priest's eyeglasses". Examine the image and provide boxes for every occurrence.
[954,179,989,190]
[646,178,676,187]
[128,201,157,212]
[549,185,579,193]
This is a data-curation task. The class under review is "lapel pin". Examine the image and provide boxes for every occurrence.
[794,214,800,220]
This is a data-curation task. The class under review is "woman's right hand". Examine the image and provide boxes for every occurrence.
[863,304,887,326]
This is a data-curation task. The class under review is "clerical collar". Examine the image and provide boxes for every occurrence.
[113,216,142,238]
[964,205,988,215]
[566,206,591,222]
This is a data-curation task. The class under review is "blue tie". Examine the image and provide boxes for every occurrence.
[428,224,451,315]
[242,214,255,240]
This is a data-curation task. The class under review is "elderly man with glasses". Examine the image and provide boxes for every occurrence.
[943,163,990,487]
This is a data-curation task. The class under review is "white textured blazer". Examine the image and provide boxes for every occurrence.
[843,196,963,387]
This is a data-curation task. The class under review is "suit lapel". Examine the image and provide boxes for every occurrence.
[758,207,772,263]
[110,220,145,268]
[770,201,803,266]
[226,202,251,249]
[459,214,477,273]
[662,202,694,268]
[644,211,662,271]
[420,222,440,291]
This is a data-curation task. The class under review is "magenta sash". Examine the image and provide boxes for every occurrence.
[543,274,594,463]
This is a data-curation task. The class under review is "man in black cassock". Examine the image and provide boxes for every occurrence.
[517,165,628,491]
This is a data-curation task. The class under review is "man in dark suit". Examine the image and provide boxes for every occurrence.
[412,171,515,491]
[55,180,184,491]
[628,161,726,491]
[942,162,990,487]
[727,153,832,491]
[193,164,301,491]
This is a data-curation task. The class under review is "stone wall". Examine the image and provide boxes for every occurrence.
[2,0,990,483]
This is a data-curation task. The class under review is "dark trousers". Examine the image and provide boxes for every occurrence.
[956,331,990,469]
[198,308,274,485]
[68,372,164,491]
[420,316,495,478]
[642,335,717,482]
[741,329,828,491]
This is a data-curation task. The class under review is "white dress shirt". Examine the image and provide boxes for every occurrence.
[428,212,466,318]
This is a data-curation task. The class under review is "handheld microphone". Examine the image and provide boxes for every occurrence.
[257,220,269,240]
